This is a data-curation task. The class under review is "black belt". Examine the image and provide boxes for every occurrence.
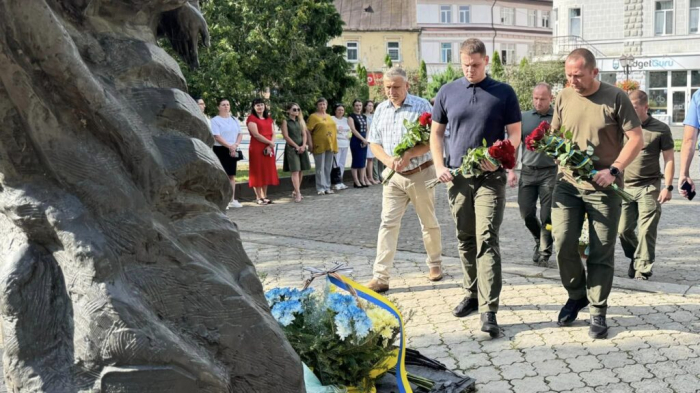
[523,165,557,170]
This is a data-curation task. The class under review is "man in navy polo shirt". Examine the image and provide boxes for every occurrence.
[430,38,522,337]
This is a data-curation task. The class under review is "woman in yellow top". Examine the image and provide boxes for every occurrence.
[306,97,338,195]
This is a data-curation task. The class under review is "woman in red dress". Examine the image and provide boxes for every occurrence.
[246,98,279,205]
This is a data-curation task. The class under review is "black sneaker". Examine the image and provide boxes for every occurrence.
[481,312,499,338]
[532,243,540,263]
[452,297,478,318]
[627,259,635,279]
[589,315,609,339]
[557,298,590,326]
[536,255,550,267]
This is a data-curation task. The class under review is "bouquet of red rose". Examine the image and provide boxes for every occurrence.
[525,121,634,202]
[382,112,432,184]
[425,138,516,189]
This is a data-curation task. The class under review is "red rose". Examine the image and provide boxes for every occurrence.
[419,112,432,127]
[525,133,538,151]
[538,121,550,132]
[488,140,516,169]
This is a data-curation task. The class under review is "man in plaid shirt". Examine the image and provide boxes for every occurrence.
[365,67,443,293]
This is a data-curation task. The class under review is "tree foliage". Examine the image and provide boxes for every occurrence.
[502,61,567,111]
[163,0,357,120]
[426,64,462,100]
[490,51,505,81]
[384,54,393,69]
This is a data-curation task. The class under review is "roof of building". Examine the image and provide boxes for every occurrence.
[333,0,418,32]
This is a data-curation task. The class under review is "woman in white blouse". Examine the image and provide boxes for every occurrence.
[331,103,350,190]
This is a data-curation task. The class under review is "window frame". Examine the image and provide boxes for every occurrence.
[345,41,359,62]
[501,7,515,25]
[542,10,550,28]
[440,43,453,64]
[569,8,582,36]
[459,5,470,24]
[386,41,401,62]
[528,9,537,27]
[655,0,674,36]
[501,43,516,65]
[440,5,452,24]
[690,0,700,34]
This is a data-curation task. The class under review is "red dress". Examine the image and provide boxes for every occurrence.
[246,115,280,188]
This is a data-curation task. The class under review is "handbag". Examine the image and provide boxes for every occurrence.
[234,148,244,161]
[330,157,342,185]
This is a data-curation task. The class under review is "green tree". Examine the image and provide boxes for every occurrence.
[503,61,566,111]
[490,51,505,80]
[164,0,357,120]
[426,64,462,100]
[384,54,393,69]
[519,57,530,69]
[343,63,370,104]
[413,60,428,98]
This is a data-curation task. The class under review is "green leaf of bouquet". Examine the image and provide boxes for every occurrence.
[482,138,487,147]
[565,131,573,140]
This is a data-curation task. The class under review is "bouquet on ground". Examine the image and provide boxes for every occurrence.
[265,284,433,392]
[524,121,633,202]
[426,139,516,188]
[382,112,432,184]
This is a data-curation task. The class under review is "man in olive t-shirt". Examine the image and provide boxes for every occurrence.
[618,90,675,281]
[550,49,643,340]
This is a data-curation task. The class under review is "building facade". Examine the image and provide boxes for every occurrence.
[416,0,553,76]
[552,0,700,125]
[331,0,420,81]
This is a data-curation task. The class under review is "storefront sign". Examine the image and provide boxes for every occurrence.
[600,55,700,72]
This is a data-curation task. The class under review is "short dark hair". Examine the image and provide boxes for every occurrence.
[352,99,362,106]
[315,97,327,106]
[251,97,269,119]
[534,82,552,95]
[629,90,648,106]
[566,48,597,69]
[217,98,229,106]
[332,103,344,114]
[363,100,374,114]
[460,38,486,57]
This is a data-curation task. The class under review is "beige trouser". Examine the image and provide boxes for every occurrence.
[373,165,443,283]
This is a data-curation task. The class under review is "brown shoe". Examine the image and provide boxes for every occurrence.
[428,266,443,281]
[365,279,389,293]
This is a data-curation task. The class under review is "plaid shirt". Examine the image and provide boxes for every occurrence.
[368,94,433,171]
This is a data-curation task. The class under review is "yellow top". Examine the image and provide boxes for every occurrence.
[307,113,338,154]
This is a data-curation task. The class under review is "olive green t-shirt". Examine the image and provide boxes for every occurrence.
[623,115,674,187]
[551,83,641,190]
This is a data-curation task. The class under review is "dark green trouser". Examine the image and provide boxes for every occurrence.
[447,170,506,313]
[551,181,621,317]
[517,166,557,258]
[618,184,661,275]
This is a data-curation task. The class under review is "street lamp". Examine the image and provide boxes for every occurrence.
[619,54,635,81]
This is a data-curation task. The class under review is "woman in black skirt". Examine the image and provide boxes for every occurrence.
[210,98,244,209]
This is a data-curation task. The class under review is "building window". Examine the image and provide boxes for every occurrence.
[569,8,581,36]
[501,43,516,65]
[600,73,617,85]
[441,43,453,63]
[440,5,452,23]
[655,1,674,36]
[542,11,550,28]
[387,42,400,62]
[346,41,358,62]
[648,71,668,115]
[501,8,514,25]
[528,10,537,27]
[459,6,470,24]
[690,0,700,33]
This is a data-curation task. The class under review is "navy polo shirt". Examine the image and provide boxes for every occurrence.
[433,76,522,168]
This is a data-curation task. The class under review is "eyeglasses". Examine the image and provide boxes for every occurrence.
[291,108,300,112]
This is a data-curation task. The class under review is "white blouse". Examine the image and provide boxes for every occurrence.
[333,116,351,148]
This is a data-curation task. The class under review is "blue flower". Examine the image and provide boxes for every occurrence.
[327,292,356,313]
[271,299,303,326]
[265,287,314,307]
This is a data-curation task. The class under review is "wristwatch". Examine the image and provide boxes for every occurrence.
[666,185,674,191]
[609,165,621,177]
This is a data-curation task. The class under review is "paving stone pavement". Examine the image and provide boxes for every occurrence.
[244,235,700,393]
[230,153,700,286]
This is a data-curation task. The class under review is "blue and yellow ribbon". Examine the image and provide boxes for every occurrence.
[327,274,412,393]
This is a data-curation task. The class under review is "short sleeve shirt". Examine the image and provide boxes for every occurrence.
[432,76,522,168]
[521,108,556,168]
[551,83,641,190]
[210,116,241,146]
[623,115,674,187]
[307,113,338,155]
[684,89,700,129]
[368,94,433,171]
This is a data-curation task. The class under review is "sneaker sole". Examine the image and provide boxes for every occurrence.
[588,329,609,339]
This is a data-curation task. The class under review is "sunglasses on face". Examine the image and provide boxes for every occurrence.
[291,108,300,112]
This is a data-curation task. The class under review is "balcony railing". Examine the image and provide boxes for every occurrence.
[532,36,607,59]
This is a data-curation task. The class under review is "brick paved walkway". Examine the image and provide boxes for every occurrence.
[244,233,700,393]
